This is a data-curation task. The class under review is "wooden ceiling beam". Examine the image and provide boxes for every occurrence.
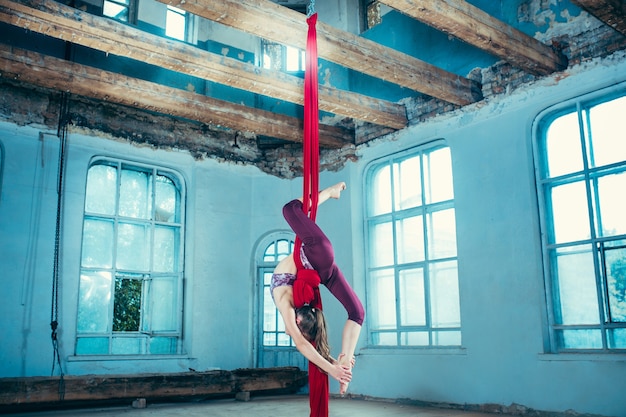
[378,0,568,76]
[0,44,352,147]
[570,0,626,37]
[158,0,483,106]
[0,0,406,130]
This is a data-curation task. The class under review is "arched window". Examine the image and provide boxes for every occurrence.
[76,157,185,355]
[364,142,461,347]
[259,234,295,348]
[255,232,306,369]
[534,90,626,352]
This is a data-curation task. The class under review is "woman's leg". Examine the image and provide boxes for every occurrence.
[324,264,364,395]
[282,182,347,275]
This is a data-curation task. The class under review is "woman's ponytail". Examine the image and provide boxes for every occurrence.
[296,306,332,364]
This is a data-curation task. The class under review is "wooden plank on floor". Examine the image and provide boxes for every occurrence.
[0,367,308,408]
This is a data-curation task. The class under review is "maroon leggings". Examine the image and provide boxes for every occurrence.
[283,200,364,325]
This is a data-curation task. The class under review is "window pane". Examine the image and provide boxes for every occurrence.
[396,216,424,264]
[112,337,143,354]
[278,333,291,346]
[372,332,397,346]
[77,271,112,333]
[264,333,277,346]
[75,337,109,355]
[393,156,421,211]
[155,174,178,223]
[557,329,602,349]
[369,268,396,329]
[427,209,457,259]
[370,222,394,267]
[424,147,453,204]
[605,246,626,323]
[264,242,277,261]
[429,261,460,328]
[154,226,177,273]
[400,331,428,346]
[285,46,302,72]
[103,1,128,21]
[552,246,599,325]
[116,222,150,270]
[150,337,177,354]
[147,277,177,331]
[277,239,292,258]
[82,218,114,268]
[433,330,461,346]
[399,268,425,326]
[596,172,626,237]
[262,41,282,71]
[119,168,151,219]
[85,164,117,215]
[113,276,142,332]
[264,286,277,332]
[370,165,392,215]
[588,96,626,168]
[550,181,590,243]
[545,112,584,177]
[607,328,626,349]
[166,6,186,40]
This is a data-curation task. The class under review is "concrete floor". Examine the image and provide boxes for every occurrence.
[3,395,504,417]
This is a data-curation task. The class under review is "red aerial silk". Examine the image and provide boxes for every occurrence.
[292,12,328,417]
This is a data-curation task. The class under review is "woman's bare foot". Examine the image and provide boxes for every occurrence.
[327,182,346,200]
[337,352,354,395]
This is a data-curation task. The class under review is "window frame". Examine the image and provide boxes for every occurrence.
[257,233,296,350]
[533,85,626,354]
[165,5,188,41]
[102,0,137,24]
[363,141,462,348]
[75,156,186,356]
[260,39,306,74]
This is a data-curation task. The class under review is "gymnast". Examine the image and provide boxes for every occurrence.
[271,182,364,397]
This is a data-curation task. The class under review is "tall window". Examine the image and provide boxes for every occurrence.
[535,92,626,352]
[260,236,296,348]
[365,143,461,347]
[76,158,185,355]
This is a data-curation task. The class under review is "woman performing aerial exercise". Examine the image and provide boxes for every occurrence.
[271,182,365,412]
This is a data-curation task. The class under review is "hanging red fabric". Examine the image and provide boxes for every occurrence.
[292,11,328,417]
[294,10,320,279]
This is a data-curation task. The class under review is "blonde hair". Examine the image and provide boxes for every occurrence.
[295,306,332,364]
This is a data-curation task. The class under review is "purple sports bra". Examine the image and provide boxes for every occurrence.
[270,246,314,300]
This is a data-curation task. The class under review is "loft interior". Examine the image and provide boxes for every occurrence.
[0,1,625,416]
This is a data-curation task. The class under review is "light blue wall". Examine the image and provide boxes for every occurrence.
[347,53,626,417]
[1,53,625,417]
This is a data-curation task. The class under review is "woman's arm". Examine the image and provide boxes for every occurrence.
[274,292,351,384]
